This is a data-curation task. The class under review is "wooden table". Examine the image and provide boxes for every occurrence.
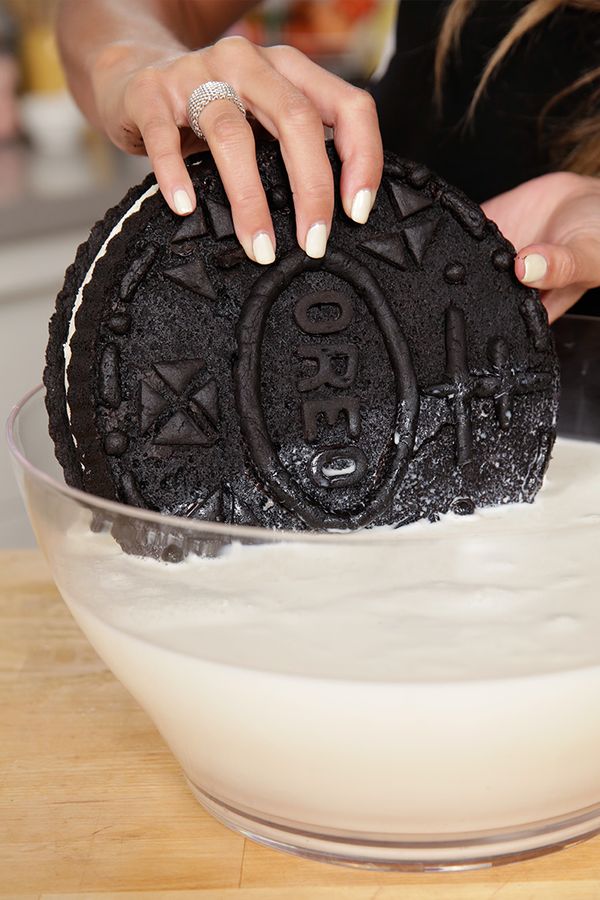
[2,549,600,899]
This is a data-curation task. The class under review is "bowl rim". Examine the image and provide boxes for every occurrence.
[6,383,424,546]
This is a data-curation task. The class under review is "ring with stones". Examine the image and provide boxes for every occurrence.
[187,81,246,142]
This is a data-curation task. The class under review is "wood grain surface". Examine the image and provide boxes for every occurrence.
[2,549,600,899]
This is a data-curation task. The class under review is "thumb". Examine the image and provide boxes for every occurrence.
[515,240,600,290]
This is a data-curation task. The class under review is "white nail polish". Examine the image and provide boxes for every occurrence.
[253,232,276,265]
[522,253,548,284]
[173,189,193,215]
[305,222,327,259]
[350,188,373,224]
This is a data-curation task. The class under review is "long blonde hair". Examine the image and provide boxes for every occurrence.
[434,0,600,175]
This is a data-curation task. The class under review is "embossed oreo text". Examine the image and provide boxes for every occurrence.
[293,290,366,489]
[234,248,419,530]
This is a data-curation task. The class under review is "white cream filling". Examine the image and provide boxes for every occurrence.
[64,182,160,424]
[64,159,205,429]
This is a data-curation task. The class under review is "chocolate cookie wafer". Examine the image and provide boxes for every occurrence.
[44,142,559,552]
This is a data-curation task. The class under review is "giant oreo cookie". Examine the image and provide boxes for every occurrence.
[45,142,559,550]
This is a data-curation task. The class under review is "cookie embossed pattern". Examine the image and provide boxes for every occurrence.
[44,143,559,555]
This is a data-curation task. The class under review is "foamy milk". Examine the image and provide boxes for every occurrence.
[54,437,600,836]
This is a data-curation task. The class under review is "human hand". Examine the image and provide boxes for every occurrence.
[481,173,600,322]
[92,36,383,264]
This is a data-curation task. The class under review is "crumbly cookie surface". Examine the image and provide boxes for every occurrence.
[44,143,560,544]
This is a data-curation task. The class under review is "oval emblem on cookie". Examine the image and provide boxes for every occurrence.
[235,248,419,529]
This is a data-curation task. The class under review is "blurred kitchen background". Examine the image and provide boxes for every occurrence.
[0,0,396,546]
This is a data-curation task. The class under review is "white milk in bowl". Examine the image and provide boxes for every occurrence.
[53,436,600,867]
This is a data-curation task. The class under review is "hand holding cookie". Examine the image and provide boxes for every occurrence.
[481,172,600,322]
[58,2,382,265]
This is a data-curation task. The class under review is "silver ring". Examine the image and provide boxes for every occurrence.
[187,81,246,142]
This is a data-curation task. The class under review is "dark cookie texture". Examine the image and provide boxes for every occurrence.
[45,142,559,555]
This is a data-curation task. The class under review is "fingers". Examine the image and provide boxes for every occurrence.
[143,115,196,216]
[189,37,333,259]
[516,237,600,321]
[541,286,585,324]
[219,42,334,257]
[197,99,275,263]
[128,61,276,263]
[127,73,197,217]
[515,238,600,290]
[122,38,384,265]
[267,45,383,224]
[209,38,382,256]
[271,90,334,257]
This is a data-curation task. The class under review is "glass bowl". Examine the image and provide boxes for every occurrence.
[6,315,600,872]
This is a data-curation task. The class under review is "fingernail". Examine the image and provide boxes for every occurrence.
[350,188,373,224]
[521,253,548,284]
[252,232,276,265]
[173,189,193,215]
[305,222,327,259]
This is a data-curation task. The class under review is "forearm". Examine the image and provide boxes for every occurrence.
[56,0,256,126]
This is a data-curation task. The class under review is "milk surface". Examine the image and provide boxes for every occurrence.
[54,437,600,836]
